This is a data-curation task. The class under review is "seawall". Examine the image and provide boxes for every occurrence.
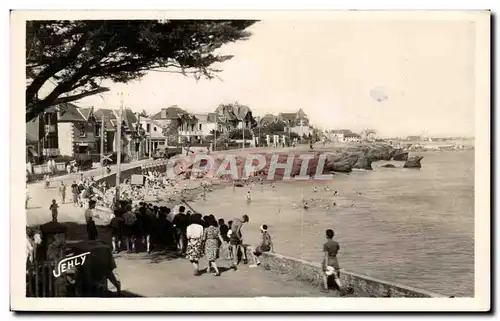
[248,247,446,298]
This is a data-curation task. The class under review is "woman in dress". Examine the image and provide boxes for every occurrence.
[202,216,225,276]
[186,214,204,276]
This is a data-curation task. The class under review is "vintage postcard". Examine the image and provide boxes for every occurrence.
[11,10,490,312]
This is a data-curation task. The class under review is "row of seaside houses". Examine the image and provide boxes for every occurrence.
[26,103,314,161]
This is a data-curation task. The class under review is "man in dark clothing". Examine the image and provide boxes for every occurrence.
[71,181,79,207]
[230,214,249,269]
[173,206,189,255]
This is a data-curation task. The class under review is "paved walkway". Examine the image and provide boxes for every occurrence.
[112,252,329,297]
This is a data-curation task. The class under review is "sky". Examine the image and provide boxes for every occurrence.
[73,19,476,138]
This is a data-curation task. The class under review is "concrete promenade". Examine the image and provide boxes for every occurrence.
[112,252,328,297]
[26,158,154,225]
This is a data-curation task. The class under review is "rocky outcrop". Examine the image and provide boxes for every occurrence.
[166,143,395,180]
[325,152,360,173]
[403,156,424,168]
[392,151,409,161]
[353,152,373,170]
[380,164,396,168]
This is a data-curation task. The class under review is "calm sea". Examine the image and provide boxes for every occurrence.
[188,151,475,297]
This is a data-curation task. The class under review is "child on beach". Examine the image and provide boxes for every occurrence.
[49,199,59,221]
[249,224,273,267]
[322,229,344,294]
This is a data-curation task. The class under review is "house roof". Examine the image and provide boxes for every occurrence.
[57,103,87,122]
[151,106,194,120]
[120,109,138,129]
[279,113,298,122]
[79,107,94,121]
[93,108,140,132]
[331,129,354,135]
[26,118,40,142]
[192,112,220,123]
[215,104,252,122]
[296,108,308,119]
[345,133,361,138]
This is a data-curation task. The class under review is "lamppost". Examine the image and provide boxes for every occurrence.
[257,116,261,147]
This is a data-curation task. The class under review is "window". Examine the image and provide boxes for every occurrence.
[78,124,87,138]
[95,122,101,137]
[153,127,157,131]
[146,123,151,132]
[199,124,202,131]
[44,125,56,134]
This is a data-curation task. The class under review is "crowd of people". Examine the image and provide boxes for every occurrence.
[83,200,275,277]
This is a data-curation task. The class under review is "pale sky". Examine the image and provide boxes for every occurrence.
[76,20,475,137]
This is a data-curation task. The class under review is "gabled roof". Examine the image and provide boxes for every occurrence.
[79,107,94,121]
[192,112,219,123]
[296,108,308,119]
[215,104,252,121]
[151,106,192,120]
[121,109,138,129]
[279,113,298,122]
[26,118,40,142]
[57,103,87,122]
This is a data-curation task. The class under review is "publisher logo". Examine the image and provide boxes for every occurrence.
[52,252,90,278]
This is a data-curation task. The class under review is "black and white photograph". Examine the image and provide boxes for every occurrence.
[10,10,490,312]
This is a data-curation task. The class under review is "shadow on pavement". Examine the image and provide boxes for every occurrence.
[61,221,183,264]
[106,290,144,297]
[198,266,232,276]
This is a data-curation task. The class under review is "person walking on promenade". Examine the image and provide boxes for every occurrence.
[109,209,124,253]
[84,200,99,241]
[229,214,249,270]
[71,181,79,206]
[226,221,234,260]
[249,224,273,268]
[25,187,30,209]
[322,229,344,294]
[203,216,225,276]
[49,199,59,222]
[173,206,189,256]
[186,214,204,276]
[218,218,231,259]
[123,204,138,253]
[44,174,50,189]
[59,181,66,204]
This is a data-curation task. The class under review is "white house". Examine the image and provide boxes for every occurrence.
[136,117,166,155]
[193,113,219,137]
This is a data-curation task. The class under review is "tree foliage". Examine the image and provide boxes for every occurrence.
[260,120,285,134]
[26,20,257,122]
[228,128,252,140]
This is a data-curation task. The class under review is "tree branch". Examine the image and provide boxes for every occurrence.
[51,87,110,105]
[26,31,91,105]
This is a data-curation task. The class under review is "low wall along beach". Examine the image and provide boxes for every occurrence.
[247,247,445,297]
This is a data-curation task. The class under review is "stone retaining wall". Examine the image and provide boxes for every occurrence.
[249,248,446,298]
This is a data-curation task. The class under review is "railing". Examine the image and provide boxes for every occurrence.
[26,260,56,297]
[178,130,203,136]
[32,162,66,175]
